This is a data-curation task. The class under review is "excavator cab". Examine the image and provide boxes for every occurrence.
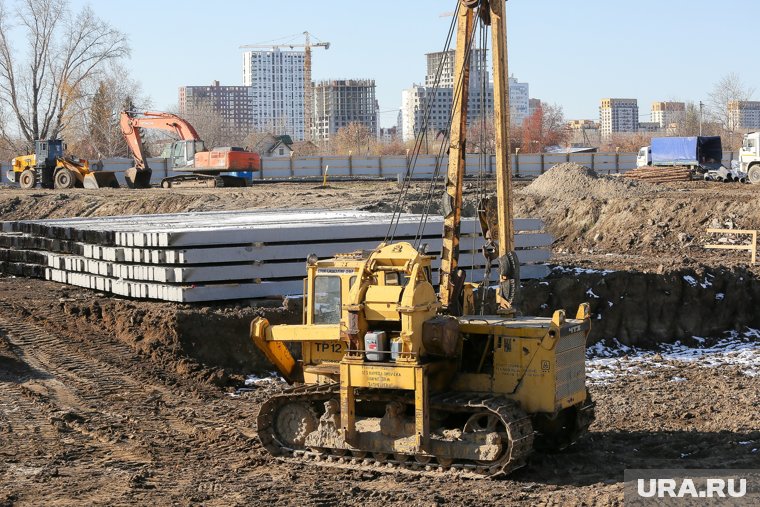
[169,140,207,170]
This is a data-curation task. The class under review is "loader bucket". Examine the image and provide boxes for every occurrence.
[83,171,120,189]
[124,167,152,189]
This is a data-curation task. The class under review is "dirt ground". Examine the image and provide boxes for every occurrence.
[0,170,759,506]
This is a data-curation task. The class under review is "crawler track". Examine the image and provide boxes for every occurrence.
[257,383,535,479]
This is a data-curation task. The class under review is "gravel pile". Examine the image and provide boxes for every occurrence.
[522,162,645,200]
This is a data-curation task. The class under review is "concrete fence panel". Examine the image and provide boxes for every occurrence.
[0,151,743,185]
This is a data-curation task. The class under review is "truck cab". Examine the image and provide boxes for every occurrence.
[739,132,760,184]
[636,146,652,167]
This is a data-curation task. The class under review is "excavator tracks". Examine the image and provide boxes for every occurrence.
[256,384,536,479]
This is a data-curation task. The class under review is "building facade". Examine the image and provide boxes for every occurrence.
[599,98,639,139]
[509,77,530,126]
[178,81,254,134]
[651,101,685,129]
[312,79,378,142]
[401,51,530,142]
[420,50,530,127]
[242,49,306,140]
[400,85,494,142]
[425,49,489,88]
[637,121,661,133]
[729,100,760,130]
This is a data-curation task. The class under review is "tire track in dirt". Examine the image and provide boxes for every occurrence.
[0,303,263,503]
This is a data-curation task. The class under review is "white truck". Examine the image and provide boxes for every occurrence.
[739,132,760,184]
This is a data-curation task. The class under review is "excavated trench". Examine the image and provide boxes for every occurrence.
[43,264,760,382]
[519,265,760,347]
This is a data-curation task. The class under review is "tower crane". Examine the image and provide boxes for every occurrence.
[240,32,330,141]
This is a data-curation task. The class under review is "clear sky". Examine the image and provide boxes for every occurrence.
[68,0,757,127]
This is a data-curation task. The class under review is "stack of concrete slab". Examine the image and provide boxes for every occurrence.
[0,209,552,302]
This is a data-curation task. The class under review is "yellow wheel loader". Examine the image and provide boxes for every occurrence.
[7,139,119,189]
[248,0,595,479]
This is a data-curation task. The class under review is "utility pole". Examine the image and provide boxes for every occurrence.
[699,101,704,136]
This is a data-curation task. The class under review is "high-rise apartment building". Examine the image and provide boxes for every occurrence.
[651,101,685,129]
[312,79,378,142]
[599,98,639,139]
[425,49,489,88]
[401,51,529,141]
[178,80,254,134]
[243,49,306,140]
[509,77,530,125]
[422,50,529,127]
[729,101,760,130]
[400,85,494,142]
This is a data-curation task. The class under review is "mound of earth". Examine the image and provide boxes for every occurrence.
[522,162,647,200]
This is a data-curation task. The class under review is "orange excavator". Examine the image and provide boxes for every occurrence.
[119,110,261,188]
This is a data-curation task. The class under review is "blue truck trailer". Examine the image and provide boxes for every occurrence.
[637,136,723,170]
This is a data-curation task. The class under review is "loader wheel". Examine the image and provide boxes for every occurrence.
[19,169,36,189]
[748,165,760,185]
[54,169,75,189]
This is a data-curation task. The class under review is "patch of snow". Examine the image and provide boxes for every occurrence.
[607,301,614,308]
[683,275,697,287]
[244,372,284,386]
[586,288,600,299]
[552,266,615,276]
[586,329,760,385]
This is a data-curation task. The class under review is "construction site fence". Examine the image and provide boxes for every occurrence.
[0,151,740,186]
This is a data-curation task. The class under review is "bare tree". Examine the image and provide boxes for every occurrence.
[707,72,755,149]
[0,0,129,148]
[181,98,236,149]
[59,63,150,158]
[466,113,495,154]
[331,122,374,155]
[602,132,652,152]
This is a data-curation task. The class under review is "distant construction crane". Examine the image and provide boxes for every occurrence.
[240,32,330,141]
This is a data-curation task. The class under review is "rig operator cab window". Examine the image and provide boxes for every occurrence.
[313,276,342,324]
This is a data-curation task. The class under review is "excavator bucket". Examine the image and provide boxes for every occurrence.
[83,171,120,189]
[124,167,152,189]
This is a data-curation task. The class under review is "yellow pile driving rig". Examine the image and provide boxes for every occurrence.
[249,0,594,478]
